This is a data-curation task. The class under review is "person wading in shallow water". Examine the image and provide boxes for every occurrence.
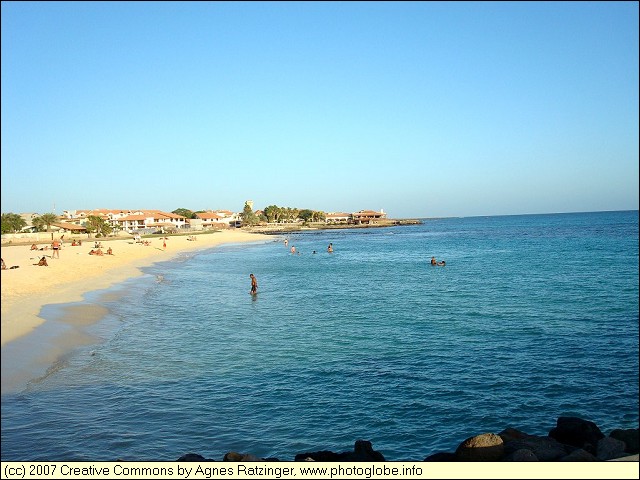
[249,273,258,295]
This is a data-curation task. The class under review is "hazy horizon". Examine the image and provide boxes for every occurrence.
[2,205,637,221]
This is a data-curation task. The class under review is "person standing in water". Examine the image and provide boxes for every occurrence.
[249,273,258,295]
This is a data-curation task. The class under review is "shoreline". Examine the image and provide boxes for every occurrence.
[0,229,274,395]
[1,230,272,392]
[1,229,271,346]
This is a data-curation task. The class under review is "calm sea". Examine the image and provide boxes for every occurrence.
[1,211,638,461]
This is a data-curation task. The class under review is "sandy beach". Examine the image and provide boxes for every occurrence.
[1,230,271,347]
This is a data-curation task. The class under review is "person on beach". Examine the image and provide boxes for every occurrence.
[163,237,167,250]
[30,244,38,251]
[89,249,104,256]
[327,243,333,253]
[34,256,48,266]
[106,247,113,255]
[430,256,437,265]
[249,273,258,295]
[2,258,19,269]
[51,239,61,259]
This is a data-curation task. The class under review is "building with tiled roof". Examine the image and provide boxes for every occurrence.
[325,212,352,223]
[61,209,187,233]
[352,209,386,224]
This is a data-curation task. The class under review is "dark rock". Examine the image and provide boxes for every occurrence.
[499,428,529,441]
[503,449,539,462]
[351,440,386,461]
[295,440,385,462]
[559,449,598,461]
[499,429,569,461]
[294,450,345,462]
[455,433,504,461]
[610,428,639,454]
[423,452,457,462]
[177,453,213,461]
[549,417,604,454]
[596,437,627,461]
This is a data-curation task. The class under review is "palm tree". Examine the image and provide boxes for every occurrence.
[32,213,59,232]
[312,210,326,222]
[1,213,27,234]
[85,215,113,238]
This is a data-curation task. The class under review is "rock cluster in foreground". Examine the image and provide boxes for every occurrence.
[176,417,638,462]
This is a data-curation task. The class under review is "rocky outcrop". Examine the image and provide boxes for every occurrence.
[424,417,638,462]
[175,416,639,462]
[294,440,385,462]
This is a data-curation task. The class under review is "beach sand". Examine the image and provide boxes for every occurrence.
[1,230,271,346]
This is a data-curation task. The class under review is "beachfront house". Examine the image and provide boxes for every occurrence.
[325,212,352,224]
[140,210,187,233]
[191,210,242,229]
[324,210,387,224]
[351,209,387,224]
[62,209,187,234]
[50,222,88,234]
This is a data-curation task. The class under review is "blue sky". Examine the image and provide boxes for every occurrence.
[2,1,638,218]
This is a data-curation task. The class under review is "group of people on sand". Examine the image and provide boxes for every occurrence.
[30,242,64,252]
[89,246,113,256]
[30,239,63,259]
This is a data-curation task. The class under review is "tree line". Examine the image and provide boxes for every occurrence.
[172,204,327,227]
[240,203,326,227]
[1,203,328,235]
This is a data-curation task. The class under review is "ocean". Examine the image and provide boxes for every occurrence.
[1,210,638,461]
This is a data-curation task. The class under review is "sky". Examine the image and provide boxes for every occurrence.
[1,1,638,218]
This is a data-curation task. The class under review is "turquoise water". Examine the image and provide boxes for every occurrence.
[1,211,638,461]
